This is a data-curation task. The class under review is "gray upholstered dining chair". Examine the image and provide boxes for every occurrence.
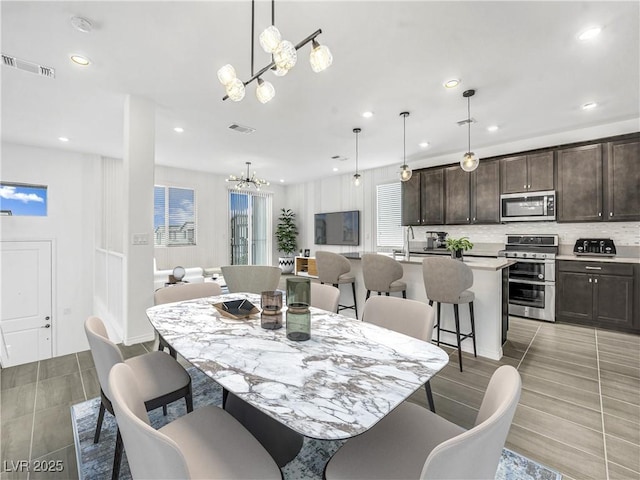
[362,253,407,300]
[362,296,437,412]
[325,365,521,480]
[108,363,281,480]
[84,316,193,480]
[310,282,341,313]
[315,251,358,317]
[422,257,476,372]
[220,265,281,294]
[153,282,223,357]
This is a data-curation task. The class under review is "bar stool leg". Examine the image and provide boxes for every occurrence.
[436,303,441,346]
[94,401,106,443]
[112,429,123,480]
[453,304,463,372]
[366,290,371,300]
[385,292,389,296]
[469,301,477,357]
[402,290,406,298]
[351,282,358,318]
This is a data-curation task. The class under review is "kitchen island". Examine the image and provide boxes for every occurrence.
[343,253,515,361]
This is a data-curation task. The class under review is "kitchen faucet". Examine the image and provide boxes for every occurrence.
[405,226,414,260]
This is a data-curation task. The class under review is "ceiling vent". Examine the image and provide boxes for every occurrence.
[457,117,476,126]
[228,123,255,134]
[331,155,349,161]
[2,53,55,79]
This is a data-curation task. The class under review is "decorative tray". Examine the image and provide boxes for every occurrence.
[212,299,259,319]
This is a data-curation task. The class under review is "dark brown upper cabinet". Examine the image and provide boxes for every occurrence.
[445,161,500,225]
[501,152,554,193]
[557,144,603,222]
[401,169,445,226]
[606,137,640,221]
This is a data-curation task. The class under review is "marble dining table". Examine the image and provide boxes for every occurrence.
[146,292,449,440]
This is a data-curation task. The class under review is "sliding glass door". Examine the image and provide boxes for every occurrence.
[229,190,272,265]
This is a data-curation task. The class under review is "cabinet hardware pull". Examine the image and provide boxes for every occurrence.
[523,185,527,189]
[598,212,602,216]
[594,278,598,284]
[466,217,469,221]
[610,212,613,216]
[589,278,592,282]
[528,184,531,189]
[585,266,602,270]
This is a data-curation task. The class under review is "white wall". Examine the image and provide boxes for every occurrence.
[154,165,287,270]
[0,142,99,355]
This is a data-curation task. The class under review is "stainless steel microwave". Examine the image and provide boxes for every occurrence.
[500,190,556,222]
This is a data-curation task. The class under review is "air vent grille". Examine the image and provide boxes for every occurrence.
[1,53,55,79]
[331,155,349,162]
[228,123,255,134]
[457,118,476,126]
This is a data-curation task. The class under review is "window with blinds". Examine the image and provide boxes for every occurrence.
[154,186,196,246]
[376,182,403,248]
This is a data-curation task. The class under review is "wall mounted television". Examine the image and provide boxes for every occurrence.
[314,210,360,246]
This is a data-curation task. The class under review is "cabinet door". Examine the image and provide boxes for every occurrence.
[501,155,528,193]
[527,152,555,192]
[445,166,471,224]
[594,274,634,328]
[607,139,640,221]
[401,173,421,226]
[421,169,445,225]
[557,144,603,222]
[472,160,500,224]
[556,271,593,323]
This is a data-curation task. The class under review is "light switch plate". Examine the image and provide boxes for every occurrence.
[132,233,149,245]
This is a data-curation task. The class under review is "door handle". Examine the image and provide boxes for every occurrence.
[42,324,51,328]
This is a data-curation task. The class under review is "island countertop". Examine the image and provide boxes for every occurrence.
[343,251,515,271]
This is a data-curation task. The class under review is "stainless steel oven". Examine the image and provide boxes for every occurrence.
[500,234,558,322]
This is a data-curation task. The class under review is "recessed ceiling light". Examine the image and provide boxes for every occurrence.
[70,55,91,66]
[444,79,460,89]
[362,111,374,118]
[582,102,597,110]
[578,26,602,41]
[58,137,69,142]
[332,167,338,172]
[419,142,430,148]
[173,127,184,133]
[280,179,285,183]
[487,125,499,132]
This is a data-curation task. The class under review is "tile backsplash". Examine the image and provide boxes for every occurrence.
[413,222,640,246]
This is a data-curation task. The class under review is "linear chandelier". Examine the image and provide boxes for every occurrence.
[217,0,333,103]
[226,162,270,190]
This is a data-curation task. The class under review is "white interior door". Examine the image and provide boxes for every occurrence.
[1,241,53,367]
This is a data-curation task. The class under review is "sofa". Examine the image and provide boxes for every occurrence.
[153,259,204,290]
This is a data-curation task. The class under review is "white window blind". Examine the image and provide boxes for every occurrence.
[154,186,196,246]
[376,182,403,248]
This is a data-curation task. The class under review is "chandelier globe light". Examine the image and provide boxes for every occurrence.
[226,162,270,190]
[218,0,332,103]
[310,39,333,72]
[256,77,275,103]
[352,128,362,187]
[460,89,480,172]
[399,111,413,182]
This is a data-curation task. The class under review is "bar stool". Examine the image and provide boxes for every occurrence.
[422,257,476,372]
[315,251,358,318]
[362,253,407,300]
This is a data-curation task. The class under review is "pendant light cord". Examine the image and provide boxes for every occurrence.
[251,0,255,77]
[272,0,275,25]
[403,113,406,164]
[355,130,359,173]
[467,95,471,152]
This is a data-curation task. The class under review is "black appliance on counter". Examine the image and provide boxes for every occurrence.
[425,231,448,249]
[573,238,616,256]
[499,234,558,322]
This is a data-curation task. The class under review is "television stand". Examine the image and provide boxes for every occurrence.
[294,256,318,278]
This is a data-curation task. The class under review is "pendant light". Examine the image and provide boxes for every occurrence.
[399,111,412,182]
[353,128,362,187]
[460,89,479,172]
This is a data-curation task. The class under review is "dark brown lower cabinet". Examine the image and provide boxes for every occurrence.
[556,260,638,332]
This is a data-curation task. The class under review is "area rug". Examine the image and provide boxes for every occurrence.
[72,367,561,480]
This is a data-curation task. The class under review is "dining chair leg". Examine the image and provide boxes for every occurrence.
[402,290,407,298]
[163,405,168,416]
[385,292,389,296]
[436,303,441,346]
[453,304,463,372]
[351,282,358,318]
[112,429,123,480]
[425,381,436,413]
[94,401,106,443]
[469,301,477,357]
[185,389,194,413]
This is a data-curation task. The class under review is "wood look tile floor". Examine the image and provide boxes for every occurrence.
[1,318,639,480]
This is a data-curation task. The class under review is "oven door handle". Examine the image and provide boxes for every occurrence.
[508,278,555,286]
[508,258,555,264]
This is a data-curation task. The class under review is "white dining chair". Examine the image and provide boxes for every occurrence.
[84,316,193,480]
[324,365,521,480]
[362,296,437,412]
[108,363,281,480]
[310,282,340,313]
[221,265,281,294]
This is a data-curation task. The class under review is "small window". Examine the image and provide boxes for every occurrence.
[376,182,403,248]
[154,186,196,246]
[0,182,48,216]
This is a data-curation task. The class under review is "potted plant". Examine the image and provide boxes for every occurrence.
[275,208,298,273]
[445,236,473,260]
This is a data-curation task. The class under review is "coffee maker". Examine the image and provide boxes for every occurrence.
[426,231,448,249]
